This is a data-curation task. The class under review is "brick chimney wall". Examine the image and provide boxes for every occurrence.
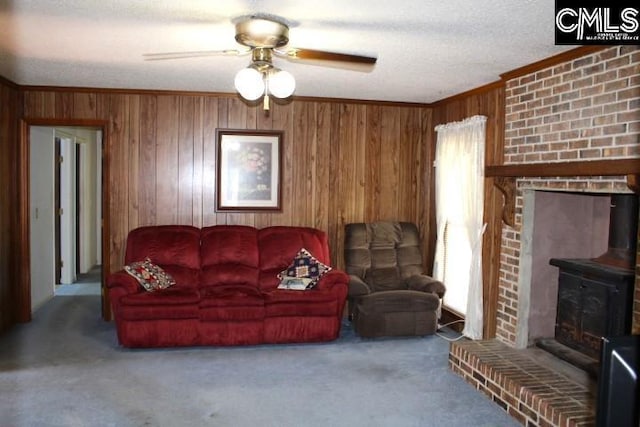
[497,46,640,345]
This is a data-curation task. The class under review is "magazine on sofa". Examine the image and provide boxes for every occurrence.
[277,277,313,290]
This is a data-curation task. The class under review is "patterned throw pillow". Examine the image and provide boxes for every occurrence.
[124,258,176,292]
[278,248,332,289]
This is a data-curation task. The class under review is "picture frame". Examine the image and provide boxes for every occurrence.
[216,129,283,211]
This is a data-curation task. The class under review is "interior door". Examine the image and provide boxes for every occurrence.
[29,127,56,311]
[54,137,62,285]
[75,143,81,276]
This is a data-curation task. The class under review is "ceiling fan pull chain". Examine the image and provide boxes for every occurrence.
[263,74,270,111]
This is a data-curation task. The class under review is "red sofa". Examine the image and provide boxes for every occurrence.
[106,225,349,348]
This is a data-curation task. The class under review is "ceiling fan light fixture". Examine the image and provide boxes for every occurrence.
[234,67,265,101]
[144,15,377,109]
[268,69,295,99]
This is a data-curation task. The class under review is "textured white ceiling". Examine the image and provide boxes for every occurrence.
[0,0,575,103]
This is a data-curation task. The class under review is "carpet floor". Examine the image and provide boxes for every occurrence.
[0,289,518,427]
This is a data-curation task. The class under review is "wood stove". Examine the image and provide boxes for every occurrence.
[549,258,634,359]
[546,194,638,368]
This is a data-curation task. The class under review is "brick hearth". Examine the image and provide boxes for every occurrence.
[449,340,596,427]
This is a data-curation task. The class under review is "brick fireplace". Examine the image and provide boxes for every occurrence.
[450,46,639,426]
[497,45,639,346]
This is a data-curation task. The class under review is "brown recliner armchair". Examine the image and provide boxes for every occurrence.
[344,221,445,338]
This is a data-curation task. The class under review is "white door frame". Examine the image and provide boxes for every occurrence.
[27,125,103,311]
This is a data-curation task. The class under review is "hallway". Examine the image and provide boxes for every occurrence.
[55,265,101,296]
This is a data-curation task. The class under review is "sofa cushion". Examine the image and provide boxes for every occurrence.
[200,226,260,289]
[117,288,200,320]
[160,265,200,288]
[124,226,201,288]
[120,288,200,306]
[124,258,176,292]
[198,300,264,322]
[125,225,201,267]
[263,289,341,317]
[200,264,259,289]
[199,284,262,299]
[199,285,265,321]
[117,304,199,321]
[278,248,332,289]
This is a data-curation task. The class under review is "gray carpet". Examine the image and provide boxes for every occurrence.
[0,290,518,427]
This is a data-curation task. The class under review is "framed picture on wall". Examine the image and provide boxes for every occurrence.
[215,129,283,211]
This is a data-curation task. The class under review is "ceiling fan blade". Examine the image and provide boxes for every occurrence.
[143,49,249,61]
[280,48,377,64]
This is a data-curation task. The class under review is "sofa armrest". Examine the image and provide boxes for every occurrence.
[314,269,349,291]
[348,274,371,298]
[106,270,141,295]
[406,275,445,298]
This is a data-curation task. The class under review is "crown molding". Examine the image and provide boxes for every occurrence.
[500,46,608,82]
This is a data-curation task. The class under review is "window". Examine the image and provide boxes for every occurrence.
[433,115,486,339]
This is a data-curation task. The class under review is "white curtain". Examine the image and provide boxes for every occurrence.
[433,115,486,340]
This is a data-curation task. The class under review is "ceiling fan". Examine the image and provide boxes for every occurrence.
[144,15,377,109]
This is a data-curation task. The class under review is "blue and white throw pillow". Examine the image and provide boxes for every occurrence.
[278,248,332,289]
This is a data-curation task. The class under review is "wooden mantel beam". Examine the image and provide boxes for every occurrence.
[486,159,640,228]
[486,159,640,178]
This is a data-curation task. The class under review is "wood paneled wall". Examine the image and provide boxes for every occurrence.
[21,89,434,280]
[430,82,506,338]
[0,78,20,333]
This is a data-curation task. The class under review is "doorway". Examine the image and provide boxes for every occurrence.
[19,119,110,322]
[29,126,103,311]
